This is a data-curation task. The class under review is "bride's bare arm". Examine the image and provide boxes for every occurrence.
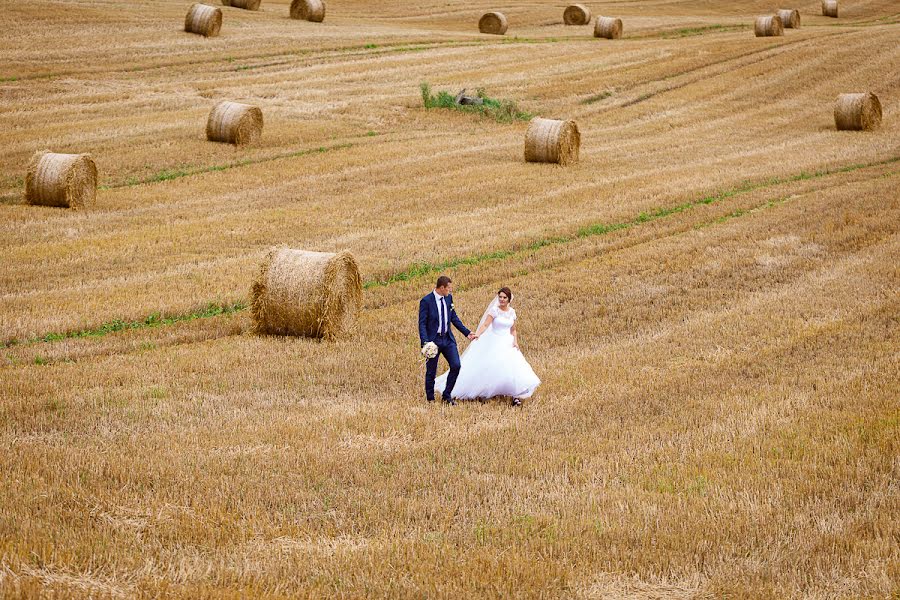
[474,315,494,338]
[511,323,519,348]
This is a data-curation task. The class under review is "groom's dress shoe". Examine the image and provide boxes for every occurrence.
[426,397,435,403]
[443,397,457,406]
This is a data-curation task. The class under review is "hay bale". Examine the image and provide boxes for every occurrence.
[185,4,222,37]
[290,0,325,22]
[25,151,97,209]
[206,101,263,146]
[834,92,882,131]
[777,8,800,28]
[524,118,580,166]
[822,0,838,17]
[594,16,623,39]
[479,12,508,35]
[221,0,261,10]
[754,15,784,36]
[250,248,362,339]
[563,4,592,25]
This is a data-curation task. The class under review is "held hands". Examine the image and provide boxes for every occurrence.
[468,333,479,340]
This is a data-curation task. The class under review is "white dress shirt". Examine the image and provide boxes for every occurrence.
[433,290,449,335]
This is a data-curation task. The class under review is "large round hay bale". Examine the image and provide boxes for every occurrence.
[777,8,800,28]
[185,4,222,37]
[206,101,263,146]
[822,0,838,17]
[524,118,580,166]
[563,4,592,25]
[479,12,508,35]
[250,249,362,339]
[594,16,623,39]
[754,15,784,36]
[290,0,325,22]
[25,151,97,209]
[222,0,261,10]
[834,93,882,131]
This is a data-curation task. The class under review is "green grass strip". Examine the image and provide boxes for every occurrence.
[4,156,896,350]
[660,24,746,38]
[100,142,355,190]
[3,302,245,349]
[363,156,900,288]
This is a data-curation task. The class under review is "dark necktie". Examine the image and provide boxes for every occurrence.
[440,297,446,334]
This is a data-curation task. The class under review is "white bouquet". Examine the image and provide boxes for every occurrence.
[421,341,438,360]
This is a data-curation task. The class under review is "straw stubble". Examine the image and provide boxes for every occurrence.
[524,118,580,166]
[25,151,97,209]
[250,249,362,339]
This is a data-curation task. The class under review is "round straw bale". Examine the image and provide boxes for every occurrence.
[25,151,97,209]
[822,0,838,17]
[222,0,261,10]
[834,92,882,131]
[206,101,263,146]
[524,118,580,166]
[594,16,623,39]
[479,12,508,35]
[563,4,592,25]
[290,0,325,22]
[185,4,222,37]
[754,15,784,36]
[250,248,362,339]
[777,8,800,28]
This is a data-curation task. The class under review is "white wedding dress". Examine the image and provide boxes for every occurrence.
[435,303,541,400]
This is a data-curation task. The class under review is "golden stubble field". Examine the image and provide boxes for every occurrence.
[1,0,898,597]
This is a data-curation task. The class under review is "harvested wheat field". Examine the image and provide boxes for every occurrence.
[1,0,898,597]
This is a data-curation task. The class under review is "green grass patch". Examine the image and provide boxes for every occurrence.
[4,302,245,348]
[581,91,613,105]
[420,82,532,123]
[662,24,744,38]
[102,142,355,190]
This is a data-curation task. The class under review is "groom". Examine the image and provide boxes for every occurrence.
[419,275,476,405]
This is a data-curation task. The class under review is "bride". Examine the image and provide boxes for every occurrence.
[435,287,540,406]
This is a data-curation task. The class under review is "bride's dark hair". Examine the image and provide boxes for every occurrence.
[498,287,512,302]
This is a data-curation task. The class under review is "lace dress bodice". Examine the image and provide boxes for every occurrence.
[489,307,516,334]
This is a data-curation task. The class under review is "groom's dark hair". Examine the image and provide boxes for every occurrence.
[436,275,452,289]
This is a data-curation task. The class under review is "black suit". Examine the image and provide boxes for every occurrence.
[418,292,471,401]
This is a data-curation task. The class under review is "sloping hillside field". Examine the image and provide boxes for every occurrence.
[1,0,898,597]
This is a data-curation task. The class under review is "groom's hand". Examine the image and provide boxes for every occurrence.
[468,333,478,340]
